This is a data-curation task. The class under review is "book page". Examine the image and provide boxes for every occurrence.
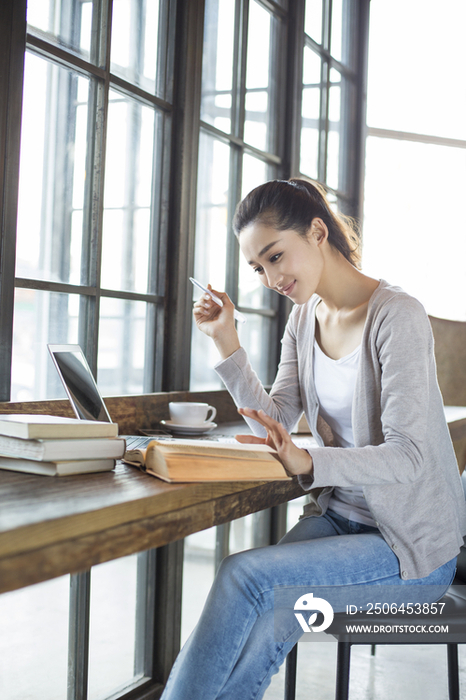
[152,438,276,452]
[151,441,277,461]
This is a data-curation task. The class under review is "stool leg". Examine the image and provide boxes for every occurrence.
[335,642,351,700]
[370,644,376,656]
[447,643,460,700]
[284,643,298,700]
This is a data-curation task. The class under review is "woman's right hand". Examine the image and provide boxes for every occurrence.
[193,285,241,359]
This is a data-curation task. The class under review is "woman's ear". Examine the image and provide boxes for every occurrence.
[310,218,328,245]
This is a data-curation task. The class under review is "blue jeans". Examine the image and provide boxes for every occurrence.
[160,510,457,700]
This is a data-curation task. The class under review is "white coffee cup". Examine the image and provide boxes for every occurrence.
[168,402,217,426]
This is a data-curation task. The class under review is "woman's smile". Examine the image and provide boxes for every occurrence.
[277,279,296,296]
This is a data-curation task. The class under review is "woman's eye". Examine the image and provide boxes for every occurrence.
[270,252,282,263]
[253,266,264,274]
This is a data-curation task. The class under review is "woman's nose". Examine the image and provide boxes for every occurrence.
[262,270,274,289]
[265,270,283,290]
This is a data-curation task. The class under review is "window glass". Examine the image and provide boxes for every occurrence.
[237,313,275,385]
[0,576,69,700]
[27,0,93,59]
[97,298,151,395]
[244,2,277,153]
[287,495,309,531]
[238,156,276,310]
[330,0,343,63]
[181,530,216,645]
[101,91,156,295]
[326,67,342,191]
[193,133,230,292]
[201,0,236,134]
[229,515,254,553]
[88,555,139,700]
[16,53,89,285]
[304,0,323,45]
[190,133,230,391]
[363,136,466,321]
[366,0,466,139]
[241,153,270,200]
[110,0,161,96]
[190,325,223,391]
[11,289,80,402]
[229,511,272,552]
[300,47,321,180]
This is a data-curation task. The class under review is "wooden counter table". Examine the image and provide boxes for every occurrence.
[0,391,304,595]
[0,455,303,595]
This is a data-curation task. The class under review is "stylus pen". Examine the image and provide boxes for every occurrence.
[189,277,246,323]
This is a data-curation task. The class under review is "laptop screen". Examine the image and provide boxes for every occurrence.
[47,344,113,423]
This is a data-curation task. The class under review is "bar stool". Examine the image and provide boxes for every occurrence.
[284,582,466,700]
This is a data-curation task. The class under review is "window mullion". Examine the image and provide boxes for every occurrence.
[235,0,249,142]
[0,0,27,401]
[145,109,170,393]
[225,0,248,307]
[317,57,327,183]
[214,523,231,574]
[153,542,185,686]
[91,0,111,69]
[79,74,108,375]
[351,0,371,221]
[79,0,111,375]
[323,0,332,53]
[315,0,330,184]
[282,0,304,178]
[163,0,204,391]
[67,570,91,700]
[134,550,157,679]
[225,146,242,307]
[156,0,176,102]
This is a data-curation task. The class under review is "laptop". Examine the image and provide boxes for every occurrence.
[47,344,153,450]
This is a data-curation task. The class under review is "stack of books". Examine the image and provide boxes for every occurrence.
[0,414,126,476]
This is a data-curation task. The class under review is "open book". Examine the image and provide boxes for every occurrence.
[122,439,291,483]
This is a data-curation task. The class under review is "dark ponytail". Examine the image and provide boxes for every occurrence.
[233,178,361,268]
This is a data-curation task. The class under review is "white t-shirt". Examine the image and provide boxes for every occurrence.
[313,339,378,527]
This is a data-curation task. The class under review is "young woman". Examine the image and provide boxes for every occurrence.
[161,178,466,700]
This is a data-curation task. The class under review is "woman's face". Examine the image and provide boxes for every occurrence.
[239,220,326,305]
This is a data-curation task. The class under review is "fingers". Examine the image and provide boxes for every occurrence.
[193,293,215,313]
[208,284,230,303]
[238,408,289,447]
[192,284,233,319]
[238,408,313,477]
[193,294,221,321]
[238,407,283,430]
[234,434,267,444]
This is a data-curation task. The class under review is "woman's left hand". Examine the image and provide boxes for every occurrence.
[235,407,313,477]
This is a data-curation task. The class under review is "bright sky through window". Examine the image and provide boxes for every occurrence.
[362,0,466,321]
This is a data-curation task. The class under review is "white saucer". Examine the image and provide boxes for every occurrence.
[160,420,217,436]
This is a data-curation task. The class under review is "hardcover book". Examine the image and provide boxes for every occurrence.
[123,439,291,483]
[0,414,118,440]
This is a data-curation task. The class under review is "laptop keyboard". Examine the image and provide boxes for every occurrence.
[123,435,154,450]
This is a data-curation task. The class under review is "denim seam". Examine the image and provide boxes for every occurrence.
[251,624,303,700]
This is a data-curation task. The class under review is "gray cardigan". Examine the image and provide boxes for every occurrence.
[215,279,466,579]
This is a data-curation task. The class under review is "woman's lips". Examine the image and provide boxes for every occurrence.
[280,280,296,296]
